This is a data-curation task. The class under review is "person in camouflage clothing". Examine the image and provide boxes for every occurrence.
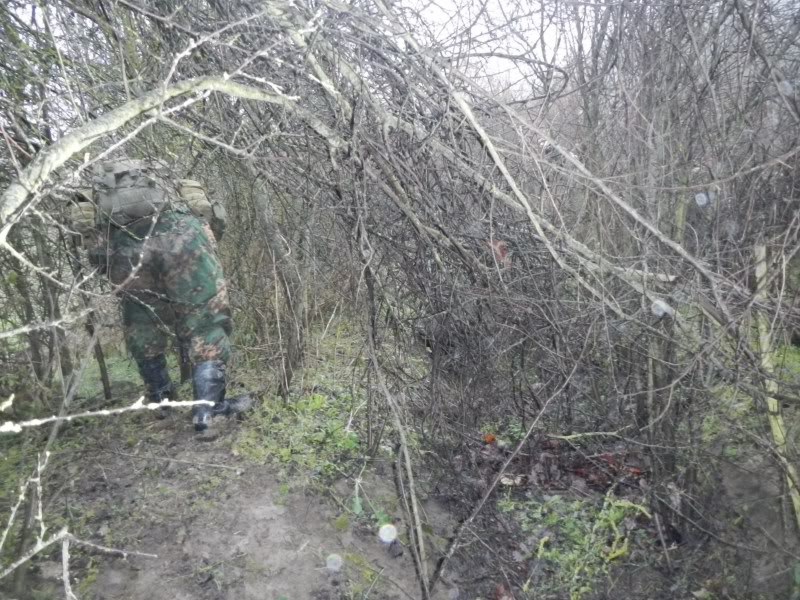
[74,159,241,432]
[107,211,232,366]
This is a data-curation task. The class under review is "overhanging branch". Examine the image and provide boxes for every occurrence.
[0,76,340,239]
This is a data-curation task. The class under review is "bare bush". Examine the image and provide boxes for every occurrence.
[1,0,799,596]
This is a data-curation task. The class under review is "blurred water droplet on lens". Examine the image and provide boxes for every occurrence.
[326,553,343,571]
[651,299,674,318]
[695,192,709,207]
[378,523,398,543]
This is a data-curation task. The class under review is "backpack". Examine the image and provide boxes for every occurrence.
[178,179,227,241]
[93,159,170,226]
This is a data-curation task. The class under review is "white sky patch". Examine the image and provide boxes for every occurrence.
[399,0,574,100]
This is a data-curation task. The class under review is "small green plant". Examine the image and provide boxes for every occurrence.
[350,479,394,529]
[77,557,99,595]
[334,513,350,531]
[500,492,649,600]
[344,551,382,596]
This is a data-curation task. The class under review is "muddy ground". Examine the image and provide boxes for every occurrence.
[8,403,454,600]
[3,371,798,600]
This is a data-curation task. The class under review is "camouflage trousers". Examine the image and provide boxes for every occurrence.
[105,210,232,365]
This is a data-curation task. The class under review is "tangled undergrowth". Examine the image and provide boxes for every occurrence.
[498,492,650,600]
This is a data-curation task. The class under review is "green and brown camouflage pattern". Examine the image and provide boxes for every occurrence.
[100,209,232,364]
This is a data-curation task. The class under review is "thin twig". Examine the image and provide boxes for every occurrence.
[0,528,158,582]
[106,450,244,473]
[429,355,583,592]
[653,513,674,573]
[62,537,78,600]
[363,271,431,600]
[69,535,158,559]
[0,397,214,434]
[0,528,68,580]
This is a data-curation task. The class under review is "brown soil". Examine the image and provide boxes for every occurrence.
[15,411,451,600]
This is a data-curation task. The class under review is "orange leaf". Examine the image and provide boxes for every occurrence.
[482,433,497,444]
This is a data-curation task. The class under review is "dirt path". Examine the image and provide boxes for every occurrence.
[27,412,439,600]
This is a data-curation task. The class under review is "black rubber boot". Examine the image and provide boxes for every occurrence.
[138,355,175,418]
[192,360,226,432]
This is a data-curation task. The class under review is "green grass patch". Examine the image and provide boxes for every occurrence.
[74,351,182,401]
[233,388,360,482]
[702,384,752,442]
[233,319,368,483]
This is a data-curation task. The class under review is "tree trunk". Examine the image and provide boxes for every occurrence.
[753,242,800,531]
